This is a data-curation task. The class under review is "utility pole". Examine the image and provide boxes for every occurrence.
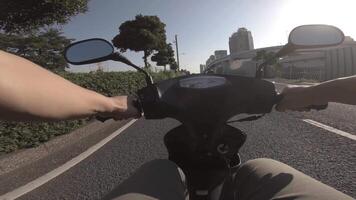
[174,34,180,71]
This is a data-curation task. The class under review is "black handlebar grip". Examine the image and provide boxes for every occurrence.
[132,99,143,113]
[275,94,284,104]
[96,97,142,122]
[306,104,328,111]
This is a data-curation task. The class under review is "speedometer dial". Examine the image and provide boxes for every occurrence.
[179,76,226,89]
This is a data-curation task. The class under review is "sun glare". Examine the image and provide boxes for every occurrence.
[277,0,356,39]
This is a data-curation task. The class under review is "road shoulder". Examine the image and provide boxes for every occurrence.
[0,119,131,195]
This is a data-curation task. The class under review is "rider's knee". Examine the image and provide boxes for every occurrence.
[243,158,282,168]
[238,158,286,175]
[142,159,186,182]
[141,159,178,171]
[235,158,291,188]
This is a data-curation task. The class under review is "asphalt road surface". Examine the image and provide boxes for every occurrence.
[0,83,355,199]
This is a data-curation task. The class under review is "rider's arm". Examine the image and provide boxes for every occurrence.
[276,75,356,111]
[313,75,356,105]
[0,50,138,121]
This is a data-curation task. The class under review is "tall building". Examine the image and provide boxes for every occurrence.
[229,27,254,54]
[214,50,228,59]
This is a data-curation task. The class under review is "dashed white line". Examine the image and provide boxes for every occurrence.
[0,119,137,200]
[303,119,356,141]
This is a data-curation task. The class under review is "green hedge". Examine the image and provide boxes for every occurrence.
[59,71,147,96]
[0,70,180,155]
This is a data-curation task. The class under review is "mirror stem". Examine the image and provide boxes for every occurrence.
[255,59,273,79]
[255,62,265,79]
[255,43,294,79]
[275,43,294,58]
[111,53,154,85]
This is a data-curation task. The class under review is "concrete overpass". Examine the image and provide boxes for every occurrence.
[205,42,356,81]
[205,45,283,76]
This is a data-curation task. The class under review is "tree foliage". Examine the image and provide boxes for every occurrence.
[253,50,277,64]
[0,29,73,71]
[0,0,89,33]
[112,15,167,68]
[151,43,175,70]
[170,62,179,71]
[253,50,279,77]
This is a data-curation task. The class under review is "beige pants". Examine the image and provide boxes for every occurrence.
[104,158,353,200]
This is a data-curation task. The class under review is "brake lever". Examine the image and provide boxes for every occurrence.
[306,104,328,111]
[275,93,284,104]
[137,85,162,119]
[227,114,265,123]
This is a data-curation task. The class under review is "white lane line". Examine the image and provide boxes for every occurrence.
[0,119,137,200]
[303,119,356,141]
[273,82,312,87]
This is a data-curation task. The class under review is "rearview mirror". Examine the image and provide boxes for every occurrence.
[289,24,344,48]
[256,24,345,78]
[64,38,114,65]
[64,38,154,85]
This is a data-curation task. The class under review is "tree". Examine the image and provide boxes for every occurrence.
[253,50,279,78]
[253,50,277,64]
[151,43,175,71]
[112,15,167,68]
[170,62,179,71]
[0,0,89,33]
[0,29,73,71]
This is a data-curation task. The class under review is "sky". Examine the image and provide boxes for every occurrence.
[61,0,356,73]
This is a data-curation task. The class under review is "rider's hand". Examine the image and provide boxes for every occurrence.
[276,86,327,112]
[98,96,141,120]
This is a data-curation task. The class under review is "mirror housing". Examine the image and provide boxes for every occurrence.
[289,24,344,48]
[275,24,345,58]
[256,24,345,78]
[64,38,114,65]
[64,38,154,85]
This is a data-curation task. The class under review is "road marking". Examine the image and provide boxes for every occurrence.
[0,119,137,200]
[303,119,356,141]
[273,82,312,87]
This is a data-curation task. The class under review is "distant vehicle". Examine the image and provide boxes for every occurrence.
[64,24,344,200]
